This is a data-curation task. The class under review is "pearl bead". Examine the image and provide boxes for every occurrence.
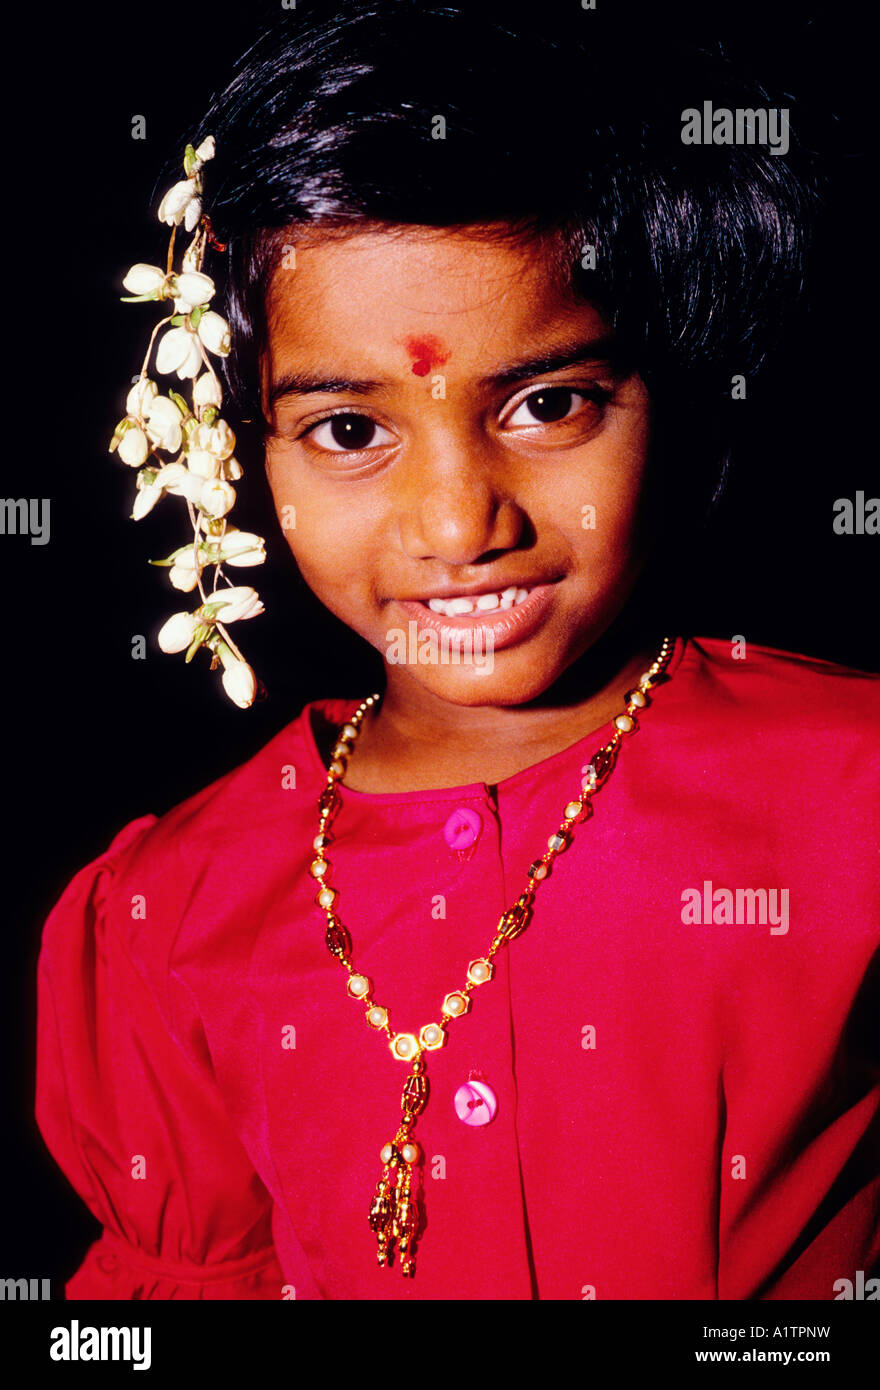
[400,1142,419,1164]
[615,713,634,732]
[529,861,548,880]
[390,1032,419,1060]
[627,688,647,708]
[367,1005,388,1028]
[380,1143,395,1164]
[547,833,567,852]
[564,800,581,820]
[342,723,358,740]
[442,991,468,1017]
[317,887,336,909]
[467,959,493,985]
[638,672,652,689]
[310,859,328,877]
[313,834,327,850]
[420,1023,444,1049]
[347,974,370,998]
[330,759,345,776]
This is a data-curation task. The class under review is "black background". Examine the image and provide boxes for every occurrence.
[2,0,876,1293]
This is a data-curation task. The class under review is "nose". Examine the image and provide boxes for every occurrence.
[398,437,525,565]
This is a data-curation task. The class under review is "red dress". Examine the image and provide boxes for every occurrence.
[35,636,880,1299]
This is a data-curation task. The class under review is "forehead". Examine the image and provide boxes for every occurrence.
[263,227,605,371]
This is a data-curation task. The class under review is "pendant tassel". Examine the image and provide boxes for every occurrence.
[369,1056,427,1275]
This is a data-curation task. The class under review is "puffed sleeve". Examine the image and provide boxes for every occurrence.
[35,816,286,1300]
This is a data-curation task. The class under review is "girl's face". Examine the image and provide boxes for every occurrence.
[262,228,654,708]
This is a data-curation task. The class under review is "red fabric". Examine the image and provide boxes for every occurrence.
[35,636,880,1300]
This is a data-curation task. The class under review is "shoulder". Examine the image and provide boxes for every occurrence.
[674,635,879,743]
[659,636,880,838]
[39,698,357,980]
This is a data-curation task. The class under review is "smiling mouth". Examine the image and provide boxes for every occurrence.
[423,586,533,619]
[393,580,561,653]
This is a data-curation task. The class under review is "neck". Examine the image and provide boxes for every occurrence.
[340,606,668,793]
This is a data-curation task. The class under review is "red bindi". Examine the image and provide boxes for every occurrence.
[402,334,450,377]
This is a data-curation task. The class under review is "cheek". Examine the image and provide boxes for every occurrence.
[265,450,384,600]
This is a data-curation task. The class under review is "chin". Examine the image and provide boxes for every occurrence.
[396,654,570,709]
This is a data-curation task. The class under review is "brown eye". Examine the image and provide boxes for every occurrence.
[517,388,579,424]
[309,413,394,452]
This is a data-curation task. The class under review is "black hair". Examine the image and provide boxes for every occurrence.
[183,0,819,523]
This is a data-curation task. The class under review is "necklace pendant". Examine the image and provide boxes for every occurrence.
[370,1058,427,1275]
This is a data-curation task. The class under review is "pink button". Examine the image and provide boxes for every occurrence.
[443,807,482,850]
[454,1080,498,1126]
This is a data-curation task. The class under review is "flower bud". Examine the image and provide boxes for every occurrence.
[122,263,167,296]
[219,531,266,566]
[117,425,150,467]
[169,553,201,592]
[194,135,216,165]
[126,377,157,419]
[197,310,231,357]
[193,372,223,410]
[173,271,215,310]
[199,477,236,518]
[219,652,257,708]
[202,585,264,623]
[157,611,199,653]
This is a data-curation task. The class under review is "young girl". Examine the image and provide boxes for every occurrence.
[36,0,879,1300]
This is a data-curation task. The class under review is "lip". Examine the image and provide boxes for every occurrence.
[394,582,559,652]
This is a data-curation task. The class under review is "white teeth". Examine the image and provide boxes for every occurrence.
[422,587,533,617]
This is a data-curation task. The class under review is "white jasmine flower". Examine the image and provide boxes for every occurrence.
[117,426,150,467]
[192,372,223,410]
[192,419,235,459]
[202,585,264,622]
[157,611,199,653]
[199,477,236,517]
[173,271,215,311]
[222,457,243,481]
[144,395,183,453]
[184,196,203,232]
[197,310,231,357]
[160,463,206,505]
[132,469,164,520]
[131,462,197,520]
[126,377,157,419]
[158,178,199,227]
[168,552,201,591]
[155,325,203,379]
[193,135,216,166]
[187,447,221,480]
[216,530,266,566]
[221,655,257,708]
[123,263,168,296]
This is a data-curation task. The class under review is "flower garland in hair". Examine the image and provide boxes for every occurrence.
[108,136,267,708]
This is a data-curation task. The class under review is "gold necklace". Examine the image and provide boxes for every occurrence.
[311,635,674,1276]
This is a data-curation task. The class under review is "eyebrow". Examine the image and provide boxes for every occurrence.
[267,334,622,409]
